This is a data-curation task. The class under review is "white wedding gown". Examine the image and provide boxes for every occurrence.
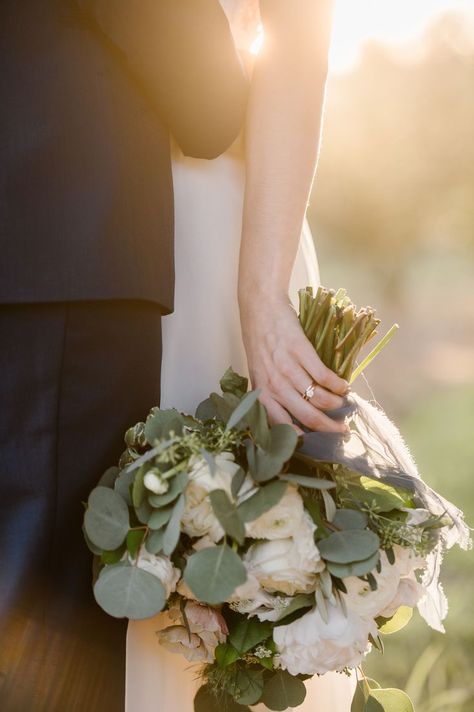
[126,2,355,710]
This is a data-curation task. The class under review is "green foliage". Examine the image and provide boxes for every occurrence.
[162,494,185,556]
[246,424,298,481]
[145,407,184,444]
[220,367,248,398]
[378,607,413,635]
[183,544,247,604]
[318,529,380,564]
[93,563,166,619]
[148,471,189,507]
[84,486,129,550]
[237,480,288,522]
[333,508,369,529]
[261,670,307,711]
[280,473,336,490]
[228,618,272,654]
[209,489,246,544]
[226,389,261,431]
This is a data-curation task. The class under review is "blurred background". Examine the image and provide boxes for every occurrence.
[309,1,474,710]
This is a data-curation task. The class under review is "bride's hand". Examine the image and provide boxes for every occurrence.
[239,294,349,434]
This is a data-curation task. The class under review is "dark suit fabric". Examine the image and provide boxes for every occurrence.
[0,0,247,310]
[0,301,163,711]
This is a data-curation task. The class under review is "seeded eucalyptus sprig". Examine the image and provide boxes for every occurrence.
[298,286,398,383]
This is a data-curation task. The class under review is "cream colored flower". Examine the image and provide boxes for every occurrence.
[245,486,305,540]
[273,602,376,675]
[135,548,180,598]
[158,600,228,663]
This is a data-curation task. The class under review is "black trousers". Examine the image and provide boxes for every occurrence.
[0,301,163,711]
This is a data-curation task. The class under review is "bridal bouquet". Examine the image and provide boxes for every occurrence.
[83,287,470,712]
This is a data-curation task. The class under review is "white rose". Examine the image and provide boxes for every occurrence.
[274,602,377,675]
[392,544,426,576]
[244,513,324,596]
[181,452,240,542]
[135,549,180,598]
[342,551,401,619]
[159,600,228,662]
[143,469,169,495]
[246,486,306,540]
[380,574,425,618]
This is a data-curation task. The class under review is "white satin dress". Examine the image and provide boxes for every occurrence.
[125,2,356,710]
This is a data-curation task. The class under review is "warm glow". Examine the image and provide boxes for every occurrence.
[329,0,474,72]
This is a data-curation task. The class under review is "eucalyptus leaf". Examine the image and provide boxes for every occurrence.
[261,670,307,711]
[195,397,219,421]
[148,504,174,530]
[280,473,336,490]
[245,400,270,447]
[276,593,315,622]
[248,425,298,481]
[351,477,409,512]
[318,529,380,564]
[84,486,130,550]
[98,466,119,489]
[238,481,288,523]
[209,489,245,544]
[93,563,166,619]
[220,367,248,397]
[162,494,185,556]
[148,471,188,508]
[136,499,152,525]
[228,618,272,654]
[351,681,368,712]
[377,606,413,635]
[231,467,247,499]
[326,551,380,578]
[333,509,369,530]
[114,469,134,506]
[145,407,183,444]
[83,526,102,555]
[200,449,216,476]
[145,528,164,555]
[365,689,414,712]
[183,544,247,604]
[226,389,261,431]
[132,466,146,508]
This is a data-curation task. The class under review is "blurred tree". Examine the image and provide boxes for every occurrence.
[310,12,474,299]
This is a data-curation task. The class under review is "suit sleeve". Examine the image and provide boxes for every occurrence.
[76,0,248,159]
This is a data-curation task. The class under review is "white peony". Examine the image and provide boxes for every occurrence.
[158,600,228,663]
[245,486,305,540]
[181,452,240,542]
[135,548,180,598]
[342,551,401,619]
[274,602,377,675]
[244,513,324,596]
[380,574,425,618]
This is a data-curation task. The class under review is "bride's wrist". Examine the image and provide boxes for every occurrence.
[238,282,289,314]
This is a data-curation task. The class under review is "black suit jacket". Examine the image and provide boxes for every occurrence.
[0,0,248,312]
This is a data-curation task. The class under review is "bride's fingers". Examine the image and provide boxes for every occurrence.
[258,392,303,434]
[289,364,344,411]
[274,384,347,433]
[297,338,349,396]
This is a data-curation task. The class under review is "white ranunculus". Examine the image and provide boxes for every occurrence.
[392,544,426,577]
[143,469,169,495]
[158,600,228,662]
[380,574,425,618]
[135,549,180,598]
[274,602,376,675]
[244,513,323,596]
[181,452,240,542]
[245,486,305,540]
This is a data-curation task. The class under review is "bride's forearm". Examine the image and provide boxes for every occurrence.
[238,0,334,307]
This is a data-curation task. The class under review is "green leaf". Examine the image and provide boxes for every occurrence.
[136,499,152,525]
[209,489,246,545]
[333,509,369,530]
[228,618,272,654]
[145,528,164,555]
[220,367,249,397]
[183,544,247,604]
[148,471,189,508]
[326,551,380,578]
[195,397,219,421]
[276,593,315,622]
[234,668,264,706]
[162,494,185,556]
[281,473,336,490]
[226,389,261,431]
[132,466,146,508]
[245,400,271,447]
[114,469,134,506]
[101,544,126,565]
[126,529,146,559]
[377,606,413,635]
[238,481,288,523]
[364,689,415,712]
[352,681,368,712]
[231,467,247,499]
[318,529,380,564]
[215,642,240,667]
[83,526,102,555]
[98,466,119,489]
[144,407,183,444]
[194,685,250,712]
[247,425,298,482]
[84,486,130,550]
[353,477,409,512]
[148,504,174,530]
[261,670,307,711]
[93,563,166,619]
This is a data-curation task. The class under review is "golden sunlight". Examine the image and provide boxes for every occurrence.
[329,0,474,72]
